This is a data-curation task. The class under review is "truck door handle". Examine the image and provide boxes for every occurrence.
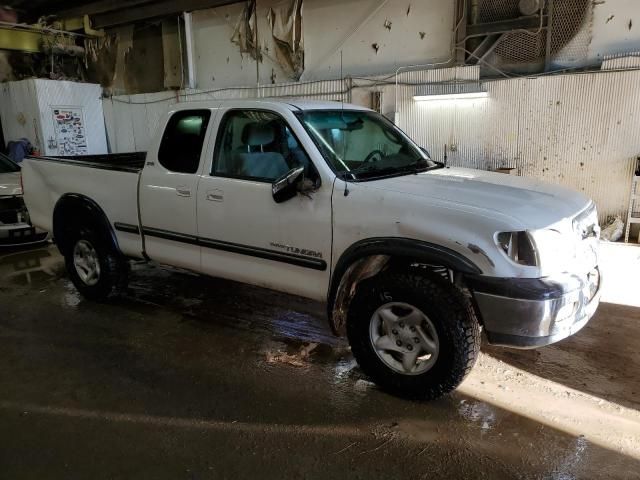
[176,186,191,197]
[206,189,224,202]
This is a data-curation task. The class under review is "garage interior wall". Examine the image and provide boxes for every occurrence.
[190,0,455,88]
[103,64,639,223]
[397,67,639,224]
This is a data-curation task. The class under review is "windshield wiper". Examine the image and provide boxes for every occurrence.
[408,158,433,173]
[345,157,442,180]
[346,163,397,179]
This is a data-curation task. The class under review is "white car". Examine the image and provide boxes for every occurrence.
[0,153,48,247]
[20,99,601,399]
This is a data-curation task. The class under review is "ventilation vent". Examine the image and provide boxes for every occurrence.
[476,0,592,69]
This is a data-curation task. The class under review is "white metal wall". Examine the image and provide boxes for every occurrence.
[102,78,349,153]
[103,66,640,221]
[0,80,41,149]
[33,80,108,156]
[397,67,640,222]
[1,80,108,156]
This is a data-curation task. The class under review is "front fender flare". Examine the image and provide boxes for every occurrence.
[327,237,482,335]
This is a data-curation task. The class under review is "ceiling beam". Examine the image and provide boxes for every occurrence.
[55,0,158,19]
[0,25,76,52]
[57,0,243,28]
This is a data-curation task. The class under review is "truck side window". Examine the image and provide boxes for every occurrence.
[158,110,211,174]
[213,110,311,182]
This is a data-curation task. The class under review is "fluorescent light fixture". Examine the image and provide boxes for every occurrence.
[413,91,489,101]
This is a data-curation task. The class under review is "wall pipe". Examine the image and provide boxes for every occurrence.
[183,12,197,90]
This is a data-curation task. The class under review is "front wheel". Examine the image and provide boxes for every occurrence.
[347,272,480,400]
[65,229,129,301]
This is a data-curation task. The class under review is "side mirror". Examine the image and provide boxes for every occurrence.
[272,166,305,203]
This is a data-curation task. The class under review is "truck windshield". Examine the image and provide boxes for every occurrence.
[0,153,20,173]
[295,109,440,180]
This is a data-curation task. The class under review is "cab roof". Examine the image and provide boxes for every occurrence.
[168,98,372,112]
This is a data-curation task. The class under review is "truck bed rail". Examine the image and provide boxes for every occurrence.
[26,152,146,173]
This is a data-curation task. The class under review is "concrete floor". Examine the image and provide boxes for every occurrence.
[0,242,639,479]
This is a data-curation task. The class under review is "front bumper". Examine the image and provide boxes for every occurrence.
[467,268,601,349]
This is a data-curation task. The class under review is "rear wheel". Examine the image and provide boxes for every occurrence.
[65,229,128,301]
[347,272,480,400]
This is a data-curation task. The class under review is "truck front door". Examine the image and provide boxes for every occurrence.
[196,107,332,301]
[138,109,213,271]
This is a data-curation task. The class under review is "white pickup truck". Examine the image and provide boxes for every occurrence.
[21,99,601,399]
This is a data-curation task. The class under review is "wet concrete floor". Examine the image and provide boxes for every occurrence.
[0,244,639,479]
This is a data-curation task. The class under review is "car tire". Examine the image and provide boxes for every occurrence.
[347,272,480,400]
[65,228,129,301]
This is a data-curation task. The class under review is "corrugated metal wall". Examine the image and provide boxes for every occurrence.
[102,79,347,154]
[1,80,108,156]
[0,80,41,147]
[33,80,108,156]
[397,67,640,223]
[103,66,640,222]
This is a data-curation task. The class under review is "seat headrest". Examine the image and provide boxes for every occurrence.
[242,122,275,146]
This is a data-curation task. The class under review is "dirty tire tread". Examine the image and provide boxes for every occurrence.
[65,229,128,301]
[346,272,481,400]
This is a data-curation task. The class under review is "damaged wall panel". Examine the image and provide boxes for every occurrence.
[266,0,304,80]
[162,18,183,89]
[124,24,165,94]
[191,0,454,89]
[85,23,165,95]
[231,0,259,59]
[302,0,454,81]
[85,34,118,91]
[192,2,291,88]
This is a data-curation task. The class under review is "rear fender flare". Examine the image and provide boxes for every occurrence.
[53,193,120,256]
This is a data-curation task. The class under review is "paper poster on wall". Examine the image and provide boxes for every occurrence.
[52,107,88,156]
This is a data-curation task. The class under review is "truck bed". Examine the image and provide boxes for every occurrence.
[21,153,144,258]
[30,152,146,173]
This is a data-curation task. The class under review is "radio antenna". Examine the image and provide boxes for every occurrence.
[341,50,344,111]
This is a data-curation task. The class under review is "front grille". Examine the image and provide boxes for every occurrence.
[0,196,27,225]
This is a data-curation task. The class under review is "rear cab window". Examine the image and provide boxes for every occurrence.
[158,110,211,174]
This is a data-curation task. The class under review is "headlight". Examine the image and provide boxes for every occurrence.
[495,231,538,266]
[530,229,575,271]
[572,203,599,240]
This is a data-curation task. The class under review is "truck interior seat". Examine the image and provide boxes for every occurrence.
[234,123,289,180]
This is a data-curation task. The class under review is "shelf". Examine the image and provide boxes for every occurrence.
[625,177,640,242]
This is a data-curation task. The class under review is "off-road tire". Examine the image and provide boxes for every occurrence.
[65,229,129,301]
[347,272,480,400]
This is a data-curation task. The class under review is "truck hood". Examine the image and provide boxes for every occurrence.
[366,167,591,229]
[0,172,22,196]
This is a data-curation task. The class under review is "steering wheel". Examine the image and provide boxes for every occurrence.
[363,150,385,163]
